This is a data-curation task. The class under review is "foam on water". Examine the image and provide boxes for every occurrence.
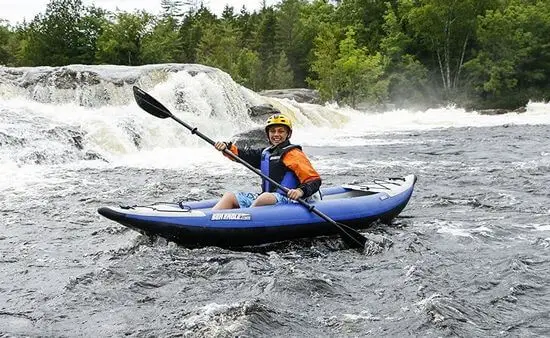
[292,102,550,146]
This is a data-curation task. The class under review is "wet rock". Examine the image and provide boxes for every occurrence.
[20,151,47,164]
[247,104,277,124]
[0,64,220,107]
[84,151,107,161]
[16,67,103,89]
[232,128,269,149]
[478,109,511,115]
[47,127,85,150]
[0,131,26,147]
[122,124,142,149]
[260,88,320,104]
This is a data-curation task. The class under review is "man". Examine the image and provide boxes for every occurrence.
[212,111,321,210]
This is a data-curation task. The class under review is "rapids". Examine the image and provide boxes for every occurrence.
[1,64,549,336]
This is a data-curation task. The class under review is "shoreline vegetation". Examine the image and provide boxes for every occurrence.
[1,0,549,111]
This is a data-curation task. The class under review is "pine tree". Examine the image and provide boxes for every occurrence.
[161,0,191,22]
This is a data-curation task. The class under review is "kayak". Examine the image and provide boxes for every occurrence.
[98,174,416,247]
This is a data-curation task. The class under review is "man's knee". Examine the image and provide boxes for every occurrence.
[225,192,238,206]
[213,192,238,210]
[252,192,277,206]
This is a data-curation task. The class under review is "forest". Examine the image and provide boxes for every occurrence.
[1,0,549,109]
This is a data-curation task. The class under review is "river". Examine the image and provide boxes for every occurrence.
[1,64,549,336]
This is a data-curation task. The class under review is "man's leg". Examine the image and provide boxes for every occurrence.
[251,192,277,207]
[212,192,239,210]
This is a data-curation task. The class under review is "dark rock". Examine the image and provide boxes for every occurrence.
[247,104,278,124]
[0,64,219,107]
[477,109,510,115]
[84,151,107,161]
[231,128,269,149]
[47,127,85,150]
[0,131,26,146]
[259,88,320,104]
[21,151,47,164]
[122,124,142,149]
[18,67,102,89]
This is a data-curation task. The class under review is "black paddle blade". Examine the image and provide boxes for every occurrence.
[133,86,173,119]
[337,222,367,251]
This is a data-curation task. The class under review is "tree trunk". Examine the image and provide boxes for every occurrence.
[453,34,469,89]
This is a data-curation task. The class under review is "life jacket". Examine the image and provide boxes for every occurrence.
[260,141,301,194]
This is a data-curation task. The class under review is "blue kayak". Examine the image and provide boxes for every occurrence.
[98,174,416,247]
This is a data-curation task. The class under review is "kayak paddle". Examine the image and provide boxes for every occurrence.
[132,86,367,251]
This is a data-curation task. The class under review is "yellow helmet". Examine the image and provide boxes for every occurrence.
[265,113,292,133]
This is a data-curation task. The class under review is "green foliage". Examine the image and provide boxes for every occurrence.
[275,0,309,86]
[141,17,183,64]
[267,51,295,89]
[334,28,386,107]
[300,1,337,86]
[196,21,241,75]
[308,24,340,102]
[95,11,152,65]
[380,3,429,107]
[386,54,430,107]
[309,26,386,107]
[0,22,14,65]
[235,48,262,90]
[78,6,108,64]
[405,0,501,96]
[18,0,105,66]
[463,0,550,107]
[178,6,217,63]
[160,0,187,21]
[255,7,279,66]
[335,0,388,51]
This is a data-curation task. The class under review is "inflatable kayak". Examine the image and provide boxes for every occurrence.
[98,174,416,247]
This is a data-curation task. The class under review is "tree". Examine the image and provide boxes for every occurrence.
[221,5,236,23]
[464,0,550,107]
[275,0,309,86]
[235,48,262,90]
[77,6,108,64]
[178,5,217,63]
[196,21,241,75]
[95,11,152,65]
[267,51,294,89]
[141,17,183,64]
[334,28,386,107]
[308,24,340,102]
[0,22,14,65]
[380,2,429,107]
[255,6,279,81]
[161,0,188,22]
[334,0,388,51]
[406,0,500,97]
[300,0,337,86]
[18,0,105,66]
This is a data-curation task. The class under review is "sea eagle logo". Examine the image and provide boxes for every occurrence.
[211,213,252,221]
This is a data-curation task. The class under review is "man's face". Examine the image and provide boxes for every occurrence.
[267,125,290,146]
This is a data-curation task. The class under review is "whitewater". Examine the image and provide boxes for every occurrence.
[1,64,549,336]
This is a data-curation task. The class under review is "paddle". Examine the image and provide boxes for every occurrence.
[132,86,367,251]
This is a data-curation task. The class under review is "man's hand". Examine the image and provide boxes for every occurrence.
[214,141,227,151]
[287,188,304,200]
